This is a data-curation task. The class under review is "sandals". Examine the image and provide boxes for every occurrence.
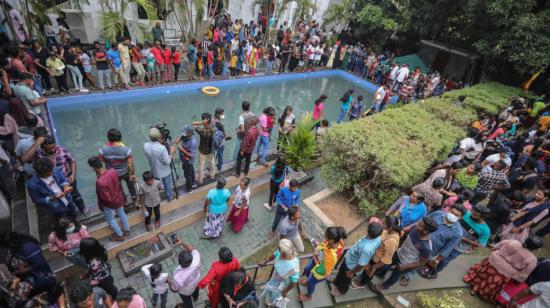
[399,276,409,287]
[110,234,125,242]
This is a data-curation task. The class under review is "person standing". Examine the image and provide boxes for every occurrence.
[141,263,169,308]
[172,46,181,81]
[176,125,197,193]
[139,171,163,231]
[270,179,301,236]
[45,52,70,94]
[264,156,288,211]
[193,113,216,184]
[65,46,88,92]
[331,223,383,296]
[213,108,228,173]
[107,44,130,90]
[170,240,201,307]
[256,107,275,166]
[312,95,327,125]
[227,177,251,233]
[144,128,174,201]
[277,206,307,253]
[259,239,300,306]
[277,105,296,148]
[79,238,118,299]
[393,64,409,91]
[201,178,231,239]
[93,45,112,90]
[207,46,215,79]
[118,38,132,86]
[98,128,137,204]
[236,116,259,177]
[152,21,164,43]
[198,247,241,308]
[162,44,173,82]
[187,39,197,81]
[234,101,255,160]
[131,43,146,86]
[88,156,130,241]
[372,85,386,113]
[336,89,354,124]
[151,41,165,84]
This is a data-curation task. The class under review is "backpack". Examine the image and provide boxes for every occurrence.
[212,128,225,150]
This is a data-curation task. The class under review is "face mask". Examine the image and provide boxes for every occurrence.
[66,225,75,233]
[446,213,458,224]
[220,114,225,120]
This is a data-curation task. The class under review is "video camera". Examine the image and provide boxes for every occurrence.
[153,122,172,143]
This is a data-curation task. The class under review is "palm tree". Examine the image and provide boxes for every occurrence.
[323,0,356,32]
[99,0,156,43]
[164,0,207,41]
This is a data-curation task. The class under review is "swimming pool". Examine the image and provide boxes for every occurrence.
[47,70,389,205]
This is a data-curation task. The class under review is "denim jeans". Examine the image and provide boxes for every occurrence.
[208,64,214,79]
[336,108,348,124]
[216,145,224,172]
[32,75,44,95]
[373,102,382,113]
[50,200,78,219]
[267,60,274,74]
[221,62,229,77]
[96,69,112,89]
[160,175,174,201]
[152,290,168,308]
[271,206,288,232]
[256,135,270,164]
[382,254,413,289]
[436,249,462,273]
[303,258,324,296]
[67,64,84,89]
[102,206,129,237]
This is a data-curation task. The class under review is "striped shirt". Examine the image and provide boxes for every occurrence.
[98,142,132,176]
[37,146,74,179]
[428,210,463,258]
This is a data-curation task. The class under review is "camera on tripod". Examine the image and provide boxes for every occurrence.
[153,122,172,143]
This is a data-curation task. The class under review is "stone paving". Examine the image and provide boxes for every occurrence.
[108,169,326,307]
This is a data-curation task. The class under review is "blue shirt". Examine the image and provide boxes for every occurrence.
[276,187,301,208]
[207,188,231,214]
[400,198,427,228]
[187,45,197,63]
[428,210,463,258]
[350,102,364,117]
[345,236,381,269]
[107,49,121,68]
[341,95,353,111]
[455,211,491,253]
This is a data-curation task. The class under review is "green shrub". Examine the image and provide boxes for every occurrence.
[320,82,527,215]
[281,113,318,171]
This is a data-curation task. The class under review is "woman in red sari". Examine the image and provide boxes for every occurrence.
[464,236,541,303]
[198,247,241,307]
[227,177,251,232]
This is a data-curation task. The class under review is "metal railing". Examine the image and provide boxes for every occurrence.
[242,247,350,286]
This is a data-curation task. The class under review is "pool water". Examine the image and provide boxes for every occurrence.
[48,71,379,205]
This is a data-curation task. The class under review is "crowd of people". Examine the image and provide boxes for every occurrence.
[0,11,549,308]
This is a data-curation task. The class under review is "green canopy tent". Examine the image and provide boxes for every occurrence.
[392,54,429,74]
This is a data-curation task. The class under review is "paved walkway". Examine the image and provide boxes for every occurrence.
[108,169,326,307]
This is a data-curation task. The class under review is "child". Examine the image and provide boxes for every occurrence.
[230,50,237,77]
[316,119,329,140]
[227,177,251,232]
[140,171,162,231]
[141,263,169,308]
[197,50,204,80]
[147,51,156,86]
[349,95,364,120]
[112,287,146,308]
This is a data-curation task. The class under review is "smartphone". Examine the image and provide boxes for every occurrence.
[170,233,178,244]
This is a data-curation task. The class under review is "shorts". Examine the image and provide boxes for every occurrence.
[155,63,165,72]
[148,64,155,72]
[298,61,304,67]
[83,65,92,73]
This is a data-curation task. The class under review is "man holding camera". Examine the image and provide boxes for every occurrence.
[144,127,175,201]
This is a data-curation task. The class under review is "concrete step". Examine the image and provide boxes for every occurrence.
[50,169,273,280]
[258,287,302,308]
[298,281,334,308]
[42,161,273,261]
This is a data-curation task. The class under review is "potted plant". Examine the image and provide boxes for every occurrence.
[280,113,318,171]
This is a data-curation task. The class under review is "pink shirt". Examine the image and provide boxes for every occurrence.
[259,113,269,137]
[313,102,324,120]
[151,47,164,64]
[442,196,472,212]
[48,226,90,252]
[113,295,146,308]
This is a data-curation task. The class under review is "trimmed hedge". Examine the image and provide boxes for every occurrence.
[320,82,528,215]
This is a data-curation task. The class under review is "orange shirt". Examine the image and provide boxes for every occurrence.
[172,51,181,64]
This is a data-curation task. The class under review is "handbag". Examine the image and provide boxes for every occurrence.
[496,281,536,307]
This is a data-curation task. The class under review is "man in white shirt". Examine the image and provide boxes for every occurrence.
[169,240,201,306]
[313,43,322,70]
[373,85,387,113]
[393,64,410,91]
[389,63,399,85]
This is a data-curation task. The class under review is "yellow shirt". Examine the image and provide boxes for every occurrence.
[539,116,550,130]
[230,55,237,68]
[46,58,65,77]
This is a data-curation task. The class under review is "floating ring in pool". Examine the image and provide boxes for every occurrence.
[201,86,220,96]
